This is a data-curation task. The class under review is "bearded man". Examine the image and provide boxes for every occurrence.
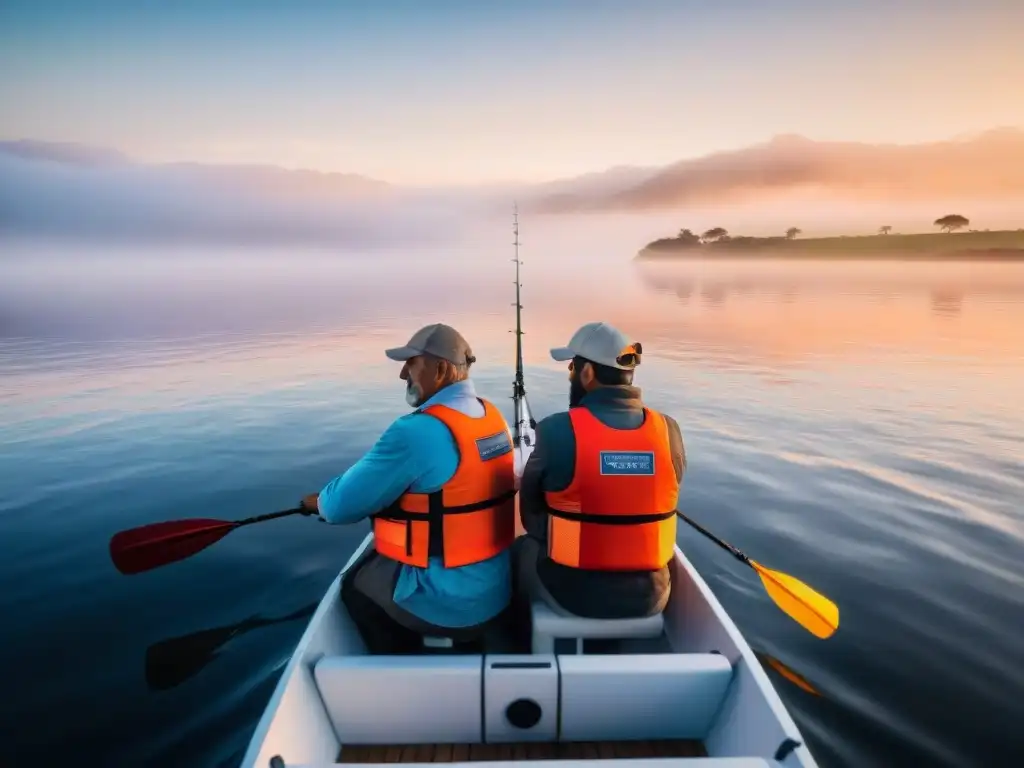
[515,322,687,621]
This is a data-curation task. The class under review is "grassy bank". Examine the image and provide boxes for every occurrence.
[636,229,1024,261]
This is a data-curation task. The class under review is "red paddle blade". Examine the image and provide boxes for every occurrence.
[109,518,238,575]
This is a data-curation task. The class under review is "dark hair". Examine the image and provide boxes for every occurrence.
[572,355,634,386]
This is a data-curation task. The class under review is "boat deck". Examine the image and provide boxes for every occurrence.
[339,740,707,763]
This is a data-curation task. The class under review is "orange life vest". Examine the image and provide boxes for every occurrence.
[372,399,517,568]
[544,406,678,571]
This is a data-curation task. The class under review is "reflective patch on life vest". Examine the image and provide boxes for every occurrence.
[476,431,513,461]
[599,451,655,475]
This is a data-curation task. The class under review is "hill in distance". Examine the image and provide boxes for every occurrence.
[522,128,1024,214]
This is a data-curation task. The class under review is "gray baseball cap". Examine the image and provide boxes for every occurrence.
[385,323,477,366]
[550,321,642,370]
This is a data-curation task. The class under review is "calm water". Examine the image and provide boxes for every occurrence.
[1,240,1023,768]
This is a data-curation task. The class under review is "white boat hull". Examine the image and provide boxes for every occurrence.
[238,534,818,768]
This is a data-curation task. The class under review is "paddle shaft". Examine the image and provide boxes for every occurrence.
[237,507,308,528]
[676,511,752,567]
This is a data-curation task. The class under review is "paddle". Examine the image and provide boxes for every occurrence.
[109,507,311,575]
[676,511,840,639]
[144,602,318,690]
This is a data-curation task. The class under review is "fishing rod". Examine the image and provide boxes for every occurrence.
[511,203,537,450]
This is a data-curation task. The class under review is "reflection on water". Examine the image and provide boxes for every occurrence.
[634,258,1024,298]
[930,290,962,317]
[634,259,1024,330]
[144,602,319,692]
[629,259,1024,369]
[1,247,1023,768]
[754,650,823,698]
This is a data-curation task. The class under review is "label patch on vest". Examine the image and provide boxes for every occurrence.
[599,451,655,475]
[476,431,513,461]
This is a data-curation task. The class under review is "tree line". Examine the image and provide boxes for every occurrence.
[670,215,972,245]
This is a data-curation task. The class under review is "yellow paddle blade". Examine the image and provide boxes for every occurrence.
[750,560,839,639]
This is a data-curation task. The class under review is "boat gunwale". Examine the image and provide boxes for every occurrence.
[238,535,374,768]
[668,545,813,765]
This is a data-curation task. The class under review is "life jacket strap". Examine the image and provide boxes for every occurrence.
[546,508,677,525]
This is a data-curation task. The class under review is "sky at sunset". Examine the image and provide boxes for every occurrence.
[1,0,1023,185]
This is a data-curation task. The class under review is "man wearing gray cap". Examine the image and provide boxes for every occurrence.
[514,321,687,622]
[300,323,517,653]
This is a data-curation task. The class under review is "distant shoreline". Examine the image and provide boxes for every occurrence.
[635,230,1024,261]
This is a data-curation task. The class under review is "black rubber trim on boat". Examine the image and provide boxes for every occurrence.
[479,655,486,744]
[555,655,563,742]
[774,738,802,761]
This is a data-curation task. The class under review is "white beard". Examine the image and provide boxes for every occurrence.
[405,381,422,408]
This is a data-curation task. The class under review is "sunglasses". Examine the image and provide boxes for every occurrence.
[617,342,643,367]
[569,342,643,371]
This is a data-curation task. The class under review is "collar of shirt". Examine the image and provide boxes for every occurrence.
[578,384,643,408]
[416,378,479,411]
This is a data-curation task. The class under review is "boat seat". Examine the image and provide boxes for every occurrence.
[558,652,735,741]
[530,599,665,654]
[313,655,482,744]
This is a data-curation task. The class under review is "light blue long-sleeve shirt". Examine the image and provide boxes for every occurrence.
[317,379,512,628]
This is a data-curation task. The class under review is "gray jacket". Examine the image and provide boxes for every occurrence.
[519,385,686,618]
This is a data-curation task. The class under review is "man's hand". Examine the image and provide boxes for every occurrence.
[300,493,320,515]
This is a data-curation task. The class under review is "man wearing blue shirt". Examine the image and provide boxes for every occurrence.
[301,324,516,653]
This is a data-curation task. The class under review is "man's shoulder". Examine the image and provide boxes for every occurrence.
[385,410,451,445]
[658,411,683,436]
[647,408,686,482]
[649,408,684,447]
[536,410,572,440]
[382,411,460,481]
[390,410,425,430]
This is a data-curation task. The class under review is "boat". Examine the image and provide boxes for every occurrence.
[238,210,821,768]
[239,529,818,768]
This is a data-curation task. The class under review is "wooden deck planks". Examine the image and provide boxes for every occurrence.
[339,740,706,763]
